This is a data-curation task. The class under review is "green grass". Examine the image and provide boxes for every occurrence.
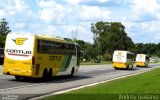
[41,68,160,100]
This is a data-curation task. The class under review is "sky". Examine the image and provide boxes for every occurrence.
[0,0,160,43]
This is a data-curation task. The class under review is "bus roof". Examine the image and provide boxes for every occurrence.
[36,34,66,43]
[8,33,77,44]
[136,54,149,57]
[114,50,134,54]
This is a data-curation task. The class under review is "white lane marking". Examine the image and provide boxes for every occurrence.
[98,69,106,70]
[29,68,153,100]
[81,68,106,72]
[0,83,47,91]
[81,70,92,72]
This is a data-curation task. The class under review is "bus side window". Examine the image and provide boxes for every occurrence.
[146,56,150,61]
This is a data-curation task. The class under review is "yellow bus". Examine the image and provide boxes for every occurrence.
[3,33,80,80]
[136,54,149,67]
[112,50,134,69]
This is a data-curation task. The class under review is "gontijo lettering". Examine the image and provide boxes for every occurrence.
[12,38,27,45]
[6,49,31,55]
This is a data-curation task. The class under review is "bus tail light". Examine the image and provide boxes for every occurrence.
[3,54,5,65]
[32,56,35,65]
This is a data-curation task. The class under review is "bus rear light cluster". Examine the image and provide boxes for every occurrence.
[32,56,35,65]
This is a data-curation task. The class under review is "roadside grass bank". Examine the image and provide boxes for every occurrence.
[41,68,160,100]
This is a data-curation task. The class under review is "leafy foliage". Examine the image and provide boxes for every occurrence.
[75,39,98,61]
[0,18,11,47]
[91,21,135,60]
[134,43,160,57]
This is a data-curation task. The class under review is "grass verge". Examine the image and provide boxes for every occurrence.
[41,68,160,100]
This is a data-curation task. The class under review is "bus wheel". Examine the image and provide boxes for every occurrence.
[48,68,53,80]
[43,69,48,80]
[127,65,129,70]
[130,65,133,70]
[15,76,21,80]
[115,67,118,70]
[69,67,75,78]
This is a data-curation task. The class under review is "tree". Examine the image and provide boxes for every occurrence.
[75,39,99,61]
[0,18,11,47]
[91,21,134,60]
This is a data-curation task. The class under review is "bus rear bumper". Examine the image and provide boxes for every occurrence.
[136,62,145,67]
[112,63,127,68]
[3,68,32,77]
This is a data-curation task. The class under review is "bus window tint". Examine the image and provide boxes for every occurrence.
[37,39,76,55]
[127,53,134,59]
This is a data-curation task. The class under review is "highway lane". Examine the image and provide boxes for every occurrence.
[0,64,159,100]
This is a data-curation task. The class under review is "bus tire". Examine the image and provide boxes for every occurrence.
[43,69,48,80]
[48,68,53,80]
[15,76,21,80]
[127,65,129,70]
[115,67,118,70]
[130,65,133,70]
[69,67,75,78]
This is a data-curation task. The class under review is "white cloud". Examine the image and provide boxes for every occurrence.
[0,9,6,18]
[132,0,159,14]
[119,0,160,43]
[14,23,25,28]
[65,0,83,5]
[130,0,160,21]
[155,34,160,40]
[99,0,110,3]
[142,21,160,32]
[40,8,55,23]
[78,5,110,21]
[47,25,56,34]
[1,0,33,19]
[14,0,28,12]
[39,0,56,8]
[38,0,65,23]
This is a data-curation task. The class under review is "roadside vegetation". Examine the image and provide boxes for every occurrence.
[41,68,160,100]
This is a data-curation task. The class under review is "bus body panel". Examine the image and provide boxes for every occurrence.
[136,54,149,67]
[31,54,78,78]
[112,50,134,69]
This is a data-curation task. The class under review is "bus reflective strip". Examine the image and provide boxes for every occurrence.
[8,53,29,57]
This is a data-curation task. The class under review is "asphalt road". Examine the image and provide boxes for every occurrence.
[0,63,160,100]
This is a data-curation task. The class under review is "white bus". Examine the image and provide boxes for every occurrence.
[3,33,80,80]
[136,54,149,67]
[112,50,134,69]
